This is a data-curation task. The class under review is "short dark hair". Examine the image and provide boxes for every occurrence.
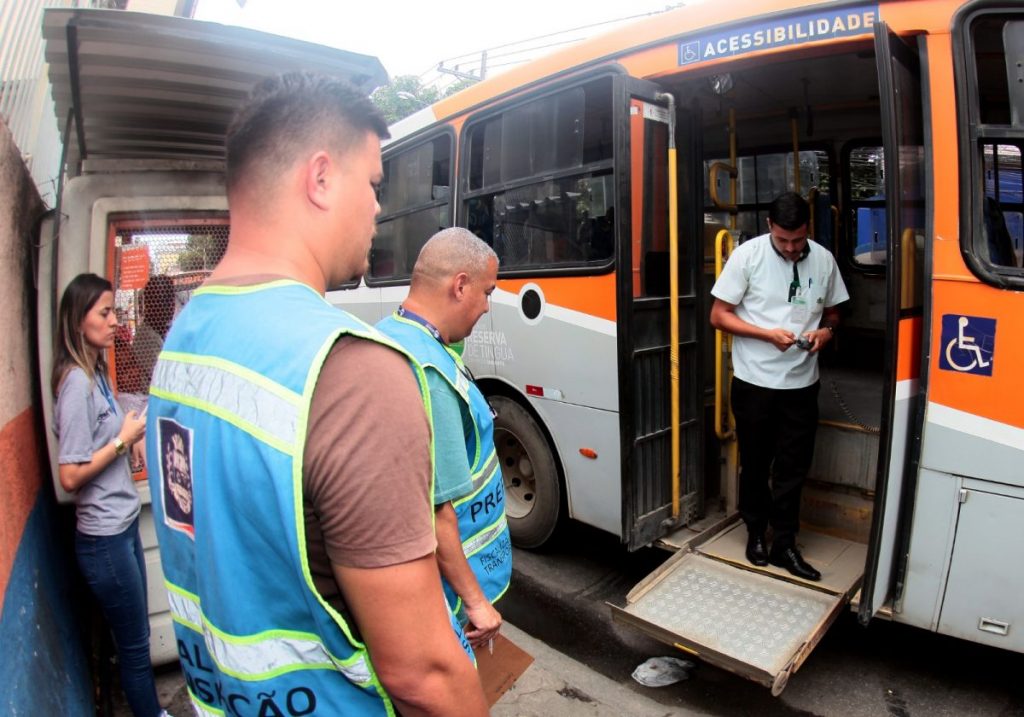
[768,191,810,231]
[225,72,389,195]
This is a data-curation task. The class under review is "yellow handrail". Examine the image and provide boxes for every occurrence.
[714,229,735,441]
[657,92,682,521]
[708,161,738,212]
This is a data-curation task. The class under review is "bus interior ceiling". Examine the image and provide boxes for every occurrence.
[669,45,888,542]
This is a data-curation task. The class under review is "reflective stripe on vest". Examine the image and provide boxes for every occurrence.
[150,351,300,454]
[455,450,500,504]
[167,583,373,684]
[463,513,509,558]
[187,694,220,717]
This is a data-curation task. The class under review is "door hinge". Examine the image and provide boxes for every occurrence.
[958,488,969,504]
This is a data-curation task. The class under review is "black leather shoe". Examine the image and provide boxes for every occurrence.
[745,533,769,566]
[769,546,821,581]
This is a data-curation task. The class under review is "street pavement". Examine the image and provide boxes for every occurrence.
[125,521,1024,716]
[143,621,694,717]
[501,522,1024,717]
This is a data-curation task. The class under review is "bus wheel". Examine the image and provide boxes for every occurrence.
[491,396,561,549]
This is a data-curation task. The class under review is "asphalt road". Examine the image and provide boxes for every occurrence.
[501,521,1024,717]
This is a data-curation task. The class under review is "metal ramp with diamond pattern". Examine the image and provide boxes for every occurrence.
[612,522,866,695]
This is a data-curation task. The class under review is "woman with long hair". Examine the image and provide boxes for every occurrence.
[51,273,171,717]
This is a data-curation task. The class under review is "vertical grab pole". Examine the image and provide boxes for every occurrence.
[657,92,681,520]
[714,230,735,441]
[791,110,801,195]
[728,109,738,232]
[726,109,738,439]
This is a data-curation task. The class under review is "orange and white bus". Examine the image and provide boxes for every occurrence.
[331,0,1024,691]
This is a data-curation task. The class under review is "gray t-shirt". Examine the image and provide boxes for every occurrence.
[55,367,141,535]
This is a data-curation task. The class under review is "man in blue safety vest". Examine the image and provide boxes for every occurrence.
[146,73,487,716]
[378,227,512,655]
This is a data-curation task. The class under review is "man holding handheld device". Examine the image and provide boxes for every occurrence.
[710,191,848,581]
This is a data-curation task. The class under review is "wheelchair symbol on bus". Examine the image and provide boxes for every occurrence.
[939,314,996,376]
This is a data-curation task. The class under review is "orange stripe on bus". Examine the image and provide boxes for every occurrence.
[0,408,43,615]
[927,33,969,281]
[930,281,1024,431]
[498,274,617,323]
[897,316,922,382]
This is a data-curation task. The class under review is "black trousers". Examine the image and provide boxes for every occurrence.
[731,377,820,550]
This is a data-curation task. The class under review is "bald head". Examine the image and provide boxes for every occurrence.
[411,227,498,289]
[404,228,499,343]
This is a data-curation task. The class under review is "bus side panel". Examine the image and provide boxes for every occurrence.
[893,468,960,631]
[488,280,619,413]
[526,399,621,535]
[326,284,382,325]
[486,278,622,538]
[922,281,1024,487]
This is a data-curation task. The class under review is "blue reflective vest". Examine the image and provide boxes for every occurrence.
[377,313,512,617]
[147,281,467,717]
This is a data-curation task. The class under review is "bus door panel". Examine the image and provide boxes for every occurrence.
[615,76,703,550]
[860,23,926,624]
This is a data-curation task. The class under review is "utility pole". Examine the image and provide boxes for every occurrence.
[437,49,487,83]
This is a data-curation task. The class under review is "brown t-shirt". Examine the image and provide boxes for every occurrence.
[303,335,436,613]
[205,276,435,619]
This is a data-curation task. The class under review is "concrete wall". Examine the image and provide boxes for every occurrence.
[0,121,92,713]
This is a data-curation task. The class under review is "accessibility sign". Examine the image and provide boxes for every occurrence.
[678,5,878,67]
[939,314,996,376]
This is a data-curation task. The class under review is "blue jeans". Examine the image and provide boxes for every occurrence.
[76,518,162,717]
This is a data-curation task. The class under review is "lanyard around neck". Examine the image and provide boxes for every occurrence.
[396,305,480,386]
[397,305,444,343]
[97,372,117,414]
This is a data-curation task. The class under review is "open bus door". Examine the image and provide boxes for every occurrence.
[612,27,926,694]
[615,76,704,551]
[858,22,926,624]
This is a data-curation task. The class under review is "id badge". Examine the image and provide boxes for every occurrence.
[790,297,809,323]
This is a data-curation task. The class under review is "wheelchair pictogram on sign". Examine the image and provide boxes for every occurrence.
[939,314,996,376]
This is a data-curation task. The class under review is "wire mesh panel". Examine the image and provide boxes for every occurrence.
[108,217,229,409]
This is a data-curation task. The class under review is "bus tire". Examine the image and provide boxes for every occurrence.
[491,395,561,549]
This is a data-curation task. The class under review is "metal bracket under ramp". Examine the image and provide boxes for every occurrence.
[611,523,866,695]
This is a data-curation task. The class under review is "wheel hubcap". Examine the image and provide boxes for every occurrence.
[496,428,535,519]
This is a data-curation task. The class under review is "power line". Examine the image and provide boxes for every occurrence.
[417,4,680,85]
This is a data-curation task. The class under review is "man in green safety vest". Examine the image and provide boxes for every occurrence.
[378,228,513,655]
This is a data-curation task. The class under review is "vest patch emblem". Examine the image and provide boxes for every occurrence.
[158,417,195,538]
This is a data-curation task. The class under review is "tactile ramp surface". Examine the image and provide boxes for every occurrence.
[627,556,834,676]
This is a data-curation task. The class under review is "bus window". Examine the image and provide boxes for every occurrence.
[463,77,615,274]
[703,149,830,242]
[981,143,1023,267]
[960,11,1024,278]
[847,144,887,268]
[370,133,453,283]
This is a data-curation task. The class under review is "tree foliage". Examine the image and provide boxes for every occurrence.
[372,75,480,124]
[178,233,224,272]
[371,76,440,125]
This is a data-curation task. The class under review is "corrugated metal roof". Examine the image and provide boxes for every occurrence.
[43,8,388,169]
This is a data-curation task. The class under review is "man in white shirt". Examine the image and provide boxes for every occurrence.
[710,192,849,581]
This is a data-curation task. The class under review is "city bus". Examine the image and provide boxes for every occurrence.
[330,0,1024,693]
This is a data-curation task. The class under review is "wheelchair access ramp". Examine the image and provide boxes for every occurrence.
[611,522,866,695]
